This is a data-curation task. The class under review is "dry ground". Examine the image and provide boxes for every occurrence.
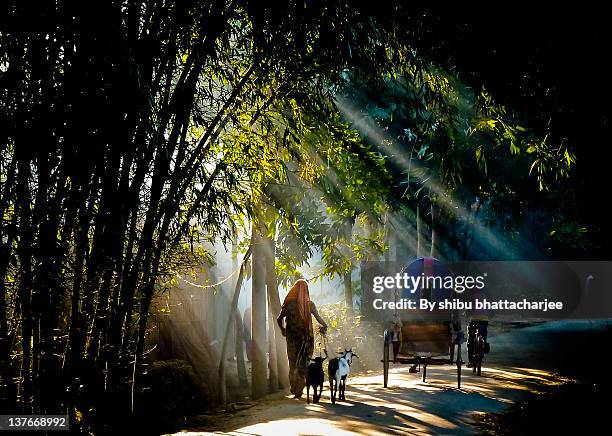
[171,320,611,435]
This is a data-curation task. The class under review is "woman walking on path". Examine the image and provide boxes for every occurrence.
[277,278,328,398]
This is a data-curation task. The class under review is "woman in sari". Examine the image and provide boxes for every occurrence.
[277,278,328,398]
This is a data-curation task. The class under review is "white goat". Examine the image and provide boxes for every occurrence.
[327,348,358,403]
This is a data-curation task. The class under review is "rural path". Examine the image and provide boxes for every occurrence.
[172,320,610,435]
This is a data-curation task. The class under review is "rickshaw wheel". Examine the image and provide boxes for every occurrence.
[383,337,390,388]
[456,344,462,389]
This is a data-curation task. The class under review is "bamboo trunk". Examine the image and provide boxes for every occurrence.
[16,157,33,413]
[251,219,268,399]
[264,232,289,389]
[234,313,248,387]
[232,241,248,387]
[430,203,436,258]
[344,272,354,315]
[267,302,278,391]
[218,246,252,404]
[0,161,17,411]
[417,205,422,257]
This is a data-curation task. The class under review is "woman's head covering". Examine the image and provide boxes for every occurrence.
[282,278,311,329]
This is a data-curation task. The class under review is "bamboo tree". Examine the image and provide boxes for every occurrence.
[0,158,16,410]
[267,302,278,391]
[417,205,422,257]
[232,241,248,387]
[234,313,248,387]
[218,245,252,404]
[343,272,353,315]
[430,202,436,258]
[264,232,290,389]
[16,154,33,413]
[251,218,268,399]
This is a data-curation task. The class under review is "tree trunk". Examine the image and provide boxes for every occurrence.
[234,313,248,387]
[267,302,278,391]
[16,157,33,413]
[263,232,289,389]
[0,160,16,411]
[416,205,422,257]
[359,259,369,318]
[218,245,252,404]
[232,242,248,387]
[430,203,436,258]
[251,219,268,399]
[344,272,353,315]
[384,211,392,267]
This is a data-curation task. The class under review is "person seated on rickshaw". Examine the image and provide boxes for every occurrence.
[466,286,490,368]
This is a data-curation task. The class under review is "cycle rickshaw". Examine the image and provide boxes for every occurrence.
[382,257,465,388]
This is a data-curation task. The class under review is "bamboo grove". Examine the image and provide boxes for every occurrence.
[0,0,415,419]
[0,1,582,431]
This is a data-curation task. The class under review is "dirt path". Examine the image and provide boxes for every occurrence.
[172,320,610,435]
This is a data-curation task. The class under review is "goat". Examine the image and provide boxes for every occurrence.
[306,355,326,404]
[327,348,358,404]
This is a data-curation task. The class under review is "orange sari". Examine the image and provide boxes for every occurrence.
[279,279,314,396]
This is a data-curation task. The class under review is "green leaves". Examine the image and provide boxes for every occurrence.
[239,88,395,283]
[526,135,576,191]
